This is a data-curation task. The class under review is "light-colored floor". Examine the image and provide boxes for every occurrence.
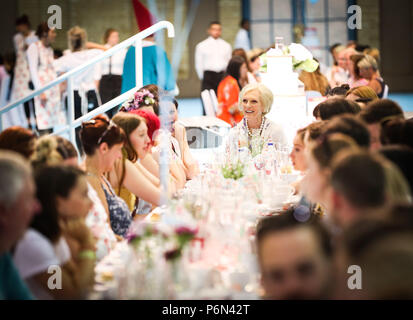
[178,93,413,119]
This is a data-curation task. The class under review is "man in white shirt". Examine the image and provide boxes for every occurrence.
[234,19,251,52]
[195,21,232,94]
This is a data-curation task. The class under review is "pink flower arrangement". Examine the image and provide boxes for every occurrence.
[122,89,156,112]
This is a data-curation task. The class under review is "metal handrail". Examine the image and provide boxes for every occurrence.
[0,20,175,138]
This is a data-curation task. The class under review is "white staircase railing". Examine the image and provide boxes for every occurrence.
[0,21,175,146]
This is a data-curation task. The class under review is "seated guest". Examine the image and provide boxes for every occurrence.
[225,83,286,155]
[232,48,256,86]
[120,91,188,187]
[132,108,188,187]
[0,151,40,300]
[358,55,387,98]
[30,135,117,260]
[247,51,263,82]
[345,85,379,108]
[380,118,413,150]
[358,99,404,150]
[379,145,413,196]
[334,215,413,299]
[348,54,369,88]
[289,127,307,194]
[0,126,37,159]
[217,56,247,126]
[321,114,371,148]
[302,133,359,213]
[80,115,132,238]
[109,112,162,214]
[299,61,330,96]
[326,150,410,228]
[256,209,333,299]
[13,165,95,299]
[164,99,200,180]
[314,98,361,121]
[325,45,349,87]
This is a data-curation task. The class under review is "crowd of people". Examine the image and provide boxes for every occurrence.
[0,15,413,301]
[0,15,176,134]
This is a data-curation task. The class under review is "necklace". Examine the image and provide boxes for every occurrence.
[245,117,265,137]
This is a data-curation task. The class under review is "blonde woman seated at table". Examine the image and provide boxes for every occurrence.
[225,83,287,154]
[109,112,164,216]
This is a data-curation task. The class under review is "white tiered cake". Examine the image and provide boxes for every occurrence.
[264,53,301,96]
[261,40,310,146]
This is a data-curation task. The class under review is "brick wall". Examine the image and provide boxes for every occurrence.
[219,0,242,47]
[357,0,380,50]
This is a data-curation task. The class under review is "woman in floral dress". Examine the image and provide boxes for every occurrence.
[27,23,66,132]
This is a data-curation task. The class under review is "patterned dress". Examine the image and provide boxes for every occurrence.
[29,41,66,130]
[85,183,118,261]
[8,32,37,127]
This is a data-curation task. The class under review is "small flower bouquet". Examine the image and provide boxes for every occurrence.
[221,161,245,180]
[120,89,156,112]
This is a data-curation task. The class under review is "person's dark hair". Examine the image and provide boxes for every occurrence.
[305,121,328,142]
[209,21,221,27]
[380,118,413,149]
[355,44,371,53]
[338,216,413,299]
[256,207,332,257]
[15,15,30,27]
[359,99,404,125]
[379,145,413,194]
[226,56,246,89]
[240,18,249,28]
[111,112,143,163]
[141,84,160,115]
[327,84,350,97]
[35,22,50,39]
[53,49,63,59]
[350,54,366,80]
[316,98,361,121]
[0,126,36,159]
[79,115,126,156]
[331,151,386,208]
[232,48,251,72]
[3,51,16,72]
[103,28,117,44]
[32,165,85,243]
[322,114,370,148]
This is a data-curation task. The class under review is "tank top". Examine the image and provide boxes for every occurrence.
[101,175,132,237]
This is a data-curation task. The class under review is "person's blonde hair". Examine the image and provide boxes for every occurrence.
[31,136,64,169]
[239,83,273,115]
[346,85,379,101]
[68,26,87,52]
[381,158,412,204]
[358,55,378,71]
[364,48,380,64]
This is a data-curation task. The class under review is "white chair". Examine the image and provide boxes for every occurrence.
[382,84,389,99]
[201,90,216,117]
[209,89,219,114]
[305,90,323,99]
